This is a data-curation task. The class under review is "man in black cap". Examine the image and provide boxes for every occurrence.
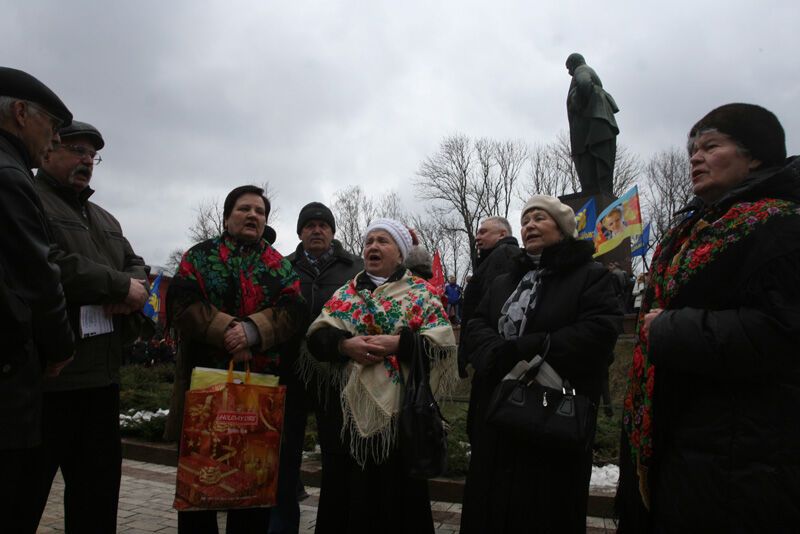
[0,66,75,533]
[269,202,363,533]
[31,120,150,532]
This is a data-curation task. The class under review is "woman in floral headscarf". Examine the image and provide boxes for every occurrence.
[305,218,457,534]
[617,104,800,532]
[166,185,307,534]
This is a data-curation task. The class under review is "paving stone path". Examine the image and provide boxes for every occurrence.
[37,459,615,533]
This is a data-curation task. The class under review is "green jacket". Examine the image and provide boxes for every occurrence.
[34,170,150,391]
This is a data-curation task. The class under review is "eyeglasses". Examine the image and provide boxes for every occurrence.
[26,101,63,134]
[60,144,102,165]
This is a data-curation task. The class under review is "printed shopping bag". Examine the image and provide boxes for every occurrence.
[173,361,285,510]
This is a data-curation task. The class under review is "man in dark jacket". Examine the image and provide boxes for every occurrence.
[31,120,150,532]
[459,216,522,377]
[0,67,76,533]
[271,202,362,533]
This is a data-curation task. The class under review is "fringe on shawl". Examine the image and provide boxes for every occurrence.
[297,341,459,468]
[342,343,458,467]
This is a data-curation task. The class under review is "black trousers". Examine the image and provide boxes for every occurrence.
[178,507,271,534]
[0,446,45,534]
[268,381,308,533]
[32,385,122,533]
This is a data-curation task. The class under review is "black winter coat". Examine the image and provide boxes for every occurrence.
[619,157,800,533]
[458,235,522,376]
[288,240,363,454]
[0,131,73,449]
[460,238,622,534]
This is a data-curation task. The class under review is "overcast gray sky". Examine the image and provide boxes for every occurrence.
[4,0,798,267]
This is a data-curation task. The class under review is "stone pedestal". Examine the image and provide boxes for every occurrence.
[559,190,632,272]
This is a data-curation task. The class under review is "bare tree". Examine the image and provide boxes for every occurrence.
[408,212,469,284]
[612,144,643,198]
[188,198,225,244]
[641,147,693,247]
[492,140,528,216]
[521,131,580,199]
[415,134,526,271]
[521,131,641,200]
[166,247,185,275]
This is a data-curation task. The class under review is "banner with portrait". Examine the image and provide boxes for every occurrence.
[593,186,643,256]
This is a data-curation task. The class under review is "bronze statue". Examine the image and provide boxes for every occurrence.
[566,53,619,195]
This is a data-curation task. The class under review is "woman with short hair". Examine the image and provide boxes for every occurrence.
[617,104,800,532]
[460,195,622,533]
[167,185,308,534]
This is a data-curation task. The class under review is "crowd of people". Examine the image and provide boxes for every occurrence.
[2,64,798,534]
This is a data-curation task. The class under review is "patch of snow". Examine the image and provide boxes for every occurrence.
[590,464,619,489]
[120,408,169,428]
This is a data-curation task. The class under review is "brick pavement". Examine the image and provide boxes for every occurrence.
[37,459,616,533]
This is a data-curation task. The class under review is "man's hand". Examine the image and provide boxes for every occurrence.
[339,336,384,366]
[125,278,148,310]
[224,323,249,354]
[45,356,74,378]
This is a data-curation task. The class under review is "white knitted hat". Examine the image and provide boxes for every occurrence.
[364,218,413,259]
[521,195,577,238]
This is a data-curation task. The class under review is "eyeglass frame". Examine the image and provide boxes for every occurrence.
[25,101,63,134]
[58,143,103,166]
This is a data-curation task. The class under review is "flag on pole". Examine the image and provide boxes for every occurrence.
[429,249,447,304]
[593,186,643,257]
[142,272,163,323]
[631,222,651,257]
[575,198,597,241]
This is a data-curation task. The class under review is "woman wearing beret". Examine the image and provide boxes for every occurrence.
[305,218,457,534]
[167,185,308,534]
[617,104,800,532]
[459,196,622,533]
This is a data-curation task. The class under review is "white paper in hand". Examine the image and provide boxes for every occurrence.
[79,305,114,338]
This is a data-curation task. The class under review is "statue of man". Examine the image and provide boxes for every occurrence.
[566,53,620,195]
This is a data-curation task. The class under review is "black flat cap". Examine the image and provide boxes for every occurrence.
[0,67,72,126]
[59,120,104,150]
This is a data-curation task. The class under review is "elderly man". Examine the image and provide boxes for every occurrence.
[0,67,75,533]
[32,120,150,532]
[461,216,521,341]
[459,216,522,443]
[275,202,363,533]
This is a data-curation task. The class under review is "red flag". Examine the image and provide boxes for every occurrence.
[430,250,446,304]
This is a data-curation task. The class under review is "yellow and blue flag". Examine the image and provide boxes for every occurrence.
[575,198,597,241]
[143,272,162,323]
[593,186,643,257]
[631,222,651,257]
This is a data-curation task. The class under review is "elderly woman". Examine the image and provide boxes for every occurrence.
[305,218,456,534]
[166,185,307,534]
[618,104,800,532]
[459,196,622,534]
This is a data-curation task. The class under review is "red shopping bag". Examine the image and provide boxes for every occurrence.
[173,361,286,511]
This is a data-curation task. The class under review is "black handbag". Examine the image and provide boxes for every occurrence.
[486,335,597,451]
[398,333,448,479]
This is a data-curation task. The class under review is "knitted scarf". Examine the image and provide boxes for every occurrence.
[170,233,302,373]
[623,197,799,507]
[304,269,457,466]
